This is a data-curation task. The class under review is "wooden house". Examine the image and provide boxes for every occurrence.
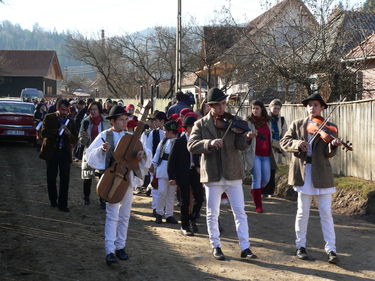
[0,50,63,97]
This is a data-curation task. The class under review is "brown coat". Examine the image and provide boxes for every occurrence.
[39,112,78,162]
[280,117,338,188]
[187,113,249,183]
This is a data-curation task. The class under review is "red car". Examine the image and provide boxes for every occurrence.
[0,100,36,143]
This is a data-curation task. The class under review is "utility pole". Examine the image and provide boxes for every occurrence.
[175,0,182,94]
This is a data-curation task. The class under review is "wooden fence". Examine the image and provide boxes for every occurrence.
[107,98,170,113]
[105,97,374,181]
[230,99,375,181]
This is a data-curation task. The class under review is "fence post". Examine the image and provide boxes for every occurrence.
[140,86,144,106]
[150,85,154,113]
[156,85,159,98]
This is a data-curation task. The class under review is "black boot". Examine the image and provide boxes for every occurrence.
[105,253,118,265]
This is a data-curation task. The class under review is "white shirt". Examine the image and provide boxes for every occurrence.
[86,129,152,187]
[152,137,176,179]
[294,133,336,195]
[145,129,165,155]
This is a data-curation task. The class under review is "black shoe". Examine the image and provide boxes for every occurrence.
[152,209,157,217]
[155,214,163,224]
[190,221,199,233]
[180,227,194,236]
[166,216,178,224]
[50,201,58,208]
[328,251,338,264]
[84,197,90,205]
[296,247,309,260]
[146,189,151,197]
[115,248,129,260]
[241,248,257,259]
[212,247,225,260]
[105,253,118,265]
[58,207,70,212]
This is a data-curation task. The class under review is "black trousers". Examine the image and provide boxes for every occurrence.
[83,178,92,198]
[179,168,204,229]
[46,148,71,208]
[263,168,276,195]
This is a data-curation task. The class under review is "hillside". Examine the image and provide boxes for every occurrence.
[0,20,82,68]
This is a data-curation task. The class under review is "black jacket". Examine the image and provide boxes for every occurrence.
[168,134,200,186]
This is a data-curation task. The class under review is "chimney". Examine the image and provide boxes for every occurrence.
[101,29,105,45]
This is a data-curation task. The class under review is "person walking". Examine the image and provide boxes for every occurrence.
[247,100,276,213]
[187,88,257,260]
[40,99,78,212]
[280,93,341,264]
[168,116,204,236]
[85,105,152,265]
[151,120,179,224]
[78,101,110,205]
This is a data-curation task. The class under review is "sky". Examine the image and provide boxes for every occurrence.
[0,0,366,36]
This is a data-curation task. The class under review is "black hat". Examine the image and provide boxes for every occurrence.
[105,98,112,103]
[302,93,328,109]
[149,110,167,121]
[183,116,197,127]
[106,105,128,120]
[206,88,227,104]
[164,120,179,132]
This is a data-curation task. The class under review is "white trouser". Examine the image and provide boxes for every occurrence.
[295,192,336,253]
[151,188,159,210]
[156,178,176,218]
[104,186,133,255]
[204,183,250,250]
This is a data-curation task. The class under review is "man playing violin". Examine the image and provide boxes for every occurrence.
[280,93,341,264]
[187,87,257,261]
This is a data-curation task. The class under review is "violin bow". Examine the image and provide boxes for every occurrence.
[308,96,347,145]
[222,88,252,141]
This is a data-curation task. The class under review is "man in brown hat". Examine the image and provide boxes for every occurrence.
[187,87,258,260]
[280,92,341,264]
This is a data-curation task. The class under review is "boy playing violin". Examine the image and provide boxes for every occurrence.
[280,93,341,264]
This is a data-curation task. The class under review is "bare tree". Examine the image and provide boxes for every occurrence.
[211,0,375,102]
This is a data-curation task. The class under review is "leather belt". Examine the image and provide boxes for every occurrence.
[306,156,312,164]
[161,153,169,161]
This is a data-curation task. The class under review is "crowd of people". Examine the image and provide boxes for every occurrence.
[35,89,342,266]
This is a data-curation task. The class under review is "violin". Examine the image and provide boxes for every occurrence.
[214,112,250,135]
[307,116,353,152]
[96,101,152,203]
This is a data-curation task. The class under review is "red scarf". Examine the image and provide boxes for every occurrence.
[90,115,102,141]
[249,115,269,129]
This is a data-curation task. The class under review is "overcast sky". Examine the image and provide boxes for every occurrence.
[0,0,366,36]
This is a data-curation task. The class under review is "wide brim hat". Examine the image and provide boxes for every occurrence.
[106,105,129,119]
[302,93,328,109]
[206,88,228,104]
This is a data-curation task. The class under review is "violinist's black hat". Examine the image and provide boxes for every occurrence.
[183,116,197,128]
[164,120,179,132]
[206,88,228,104]
[302,93,328,109]
[106,105,129,120]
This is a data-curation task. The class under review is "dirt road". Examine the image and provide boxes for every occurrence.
[0,141,374,281]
